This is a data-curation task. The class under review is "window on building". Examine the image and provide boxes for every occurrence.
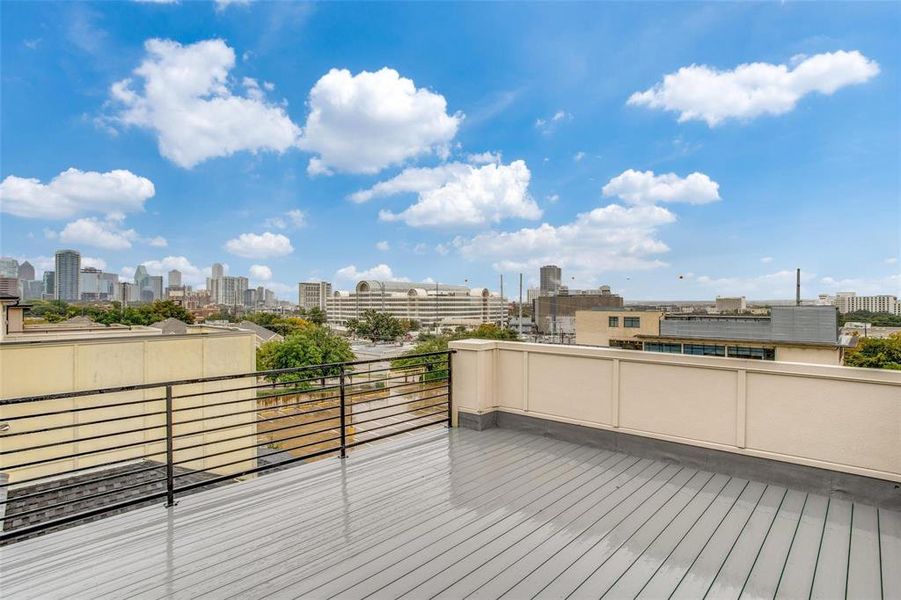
[727,346,776,360]
[644,342,682,353]
[610,339,642,350]
[608,316,619,327]
[683,343,726,357]
[624,316,640,328]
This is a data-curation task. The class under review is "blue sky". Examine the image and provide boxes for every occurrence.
[1,1,898,300]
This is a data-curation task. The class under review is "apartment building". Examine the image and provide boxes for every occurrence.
[834,292,900,315]
[208,275,249,307]
[298,281,332,311]
[575,305,852,365]
[327,280,505,330]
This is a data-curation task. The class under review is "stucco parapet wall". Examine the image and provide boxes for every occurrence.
[448,339,901,485]
[448,339,901,385]
[0,329,255,347]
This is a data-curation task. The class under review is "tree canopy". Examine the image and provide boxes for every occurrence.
[256,325,355,384]
[26,300,194,326]
[391,323,521,380]
[839,310,901,327]
[844,333,901,370]
[346,310,406,342]
[243,312,316,337]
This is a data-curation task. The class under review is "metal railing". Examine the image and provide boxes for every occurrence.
[0,350,453,543]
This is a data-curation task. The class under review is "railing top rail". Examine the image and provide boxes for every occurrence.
[0,349,455,405]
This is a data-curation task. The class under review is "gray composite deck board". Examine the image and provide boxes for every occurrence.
[1,427,898,600]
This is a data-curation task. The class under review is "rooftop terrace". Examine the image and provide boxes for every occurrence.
[2,426,899,599]
[2,340,899,599]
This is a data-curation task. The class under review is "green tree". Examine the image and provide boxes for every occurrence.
[839,311,901,327]
[306,306,327,326]
[346,310,405,342]
[26,299,194,326]
[257,325,355,384]
[844,333,901,370]
[392,323,520,381]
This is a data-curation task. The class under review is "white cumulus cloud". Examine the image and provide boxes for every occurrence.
[359,160,540,228]
[249,264,272,281]
[453,204,676,280]
[264,208,306,229]
[335,263,408,282]
[375,241,390,251]
[602,169,720,205]
[224,231,293,258]
[109,38,301,168]
[452,168,722,281]
[0,168,155,219]
[628,50,880,126]
[128,256,210,287]
[298,67,462,175]
[59,217,137,250]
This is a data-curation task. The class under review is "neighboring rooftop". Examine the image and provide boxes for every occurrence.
[2,427,898,598]
[236,319,282,342]
[658,305,842,346]
[149,317,189,335]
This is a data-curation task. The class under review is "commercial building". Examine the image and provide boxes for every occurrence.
[298,281,332,311]
[54,249,81,301]
[539,265,562,295]
[168,269,182,288]
[533,287,624,335]
[0,257,18,278]
[715,296,747,313]
[18,279,44,301]
[79,267,118,301]
[327,280,506,330]
[834,292,900,315]
[42,271,55,298]
[575,305,852,365]
[17,260,35,281]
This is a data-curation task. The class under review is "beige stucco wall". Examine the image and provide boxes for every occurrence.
[449,340,901,483]
[774,345,842,365]
[574,310,663,346]
[0,331,257,484]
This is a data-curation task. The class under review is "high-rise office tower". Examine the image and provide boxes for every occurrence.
[539,265,562,296]
[211,263,224,279]
[0,257,19,278]
[17,261,35,281]
[148,276,163,301]
[54,249,81,301]
[168,269,182,288]
[43,271,55,297]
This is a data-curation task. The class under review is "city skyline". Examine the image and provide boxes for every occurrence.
[1,2,899,301]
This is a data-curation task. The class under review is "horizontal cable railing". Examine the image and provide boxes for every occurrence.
[0,350,453,543]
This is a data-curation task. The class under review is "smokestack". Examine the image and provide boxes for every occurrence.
[796,268,801,306]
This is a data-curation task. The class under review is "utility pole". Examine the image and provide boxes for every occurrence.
[518,273,523,337]
[796,268,801,306]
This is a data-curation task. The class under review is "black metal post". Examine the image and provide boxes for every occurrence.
[339,365,347,459]
[165,384,176,507]
[446,352,453,428]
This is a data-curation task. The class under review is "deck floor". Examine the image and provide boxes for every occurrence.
[2,426,899,599]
